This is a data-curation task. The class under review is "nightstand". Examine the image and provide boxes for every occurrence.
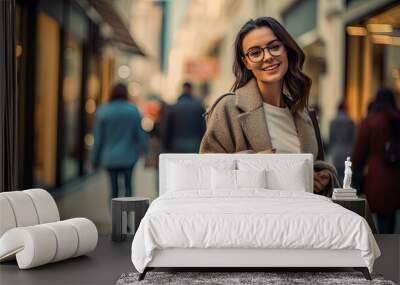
[332,197,366,218]
[111,197,149,242]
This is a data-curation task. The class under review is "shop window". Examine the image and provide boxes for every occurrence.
[61,32,82,183]
[60,4,88,183]
[34,12,60,187]
[345,4,400,122]
[84,55,101,173]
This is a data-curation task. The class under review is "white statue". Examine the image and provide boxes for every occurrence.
[343,157,352,189]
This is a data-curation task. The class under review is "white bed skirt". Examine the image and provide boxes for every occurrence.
[148,248,366,268]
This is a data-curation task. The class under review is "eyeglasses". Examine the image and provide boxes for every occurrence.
[244,42,285,63]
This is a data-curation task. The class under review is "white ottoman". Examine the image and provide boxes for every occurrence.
[0,189,98,269]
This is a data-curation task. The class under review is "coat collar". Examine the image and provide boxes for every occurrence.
[234,78,316,157]
[235,79,272,151]
[235,78,263,112]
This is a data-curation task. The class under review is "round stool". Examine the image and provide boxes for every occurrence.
[111,197,149,242]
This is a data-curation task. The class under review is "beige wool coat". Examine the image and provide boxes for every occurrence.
[199,79,338,196]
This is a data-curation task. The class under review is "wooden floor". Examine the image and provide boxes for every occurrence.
[0,235,398,285]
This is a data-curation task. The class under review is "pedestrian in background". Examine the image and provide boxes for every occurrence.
[328,101,356,183]
[352,88,400,234]
[92,83,149,201]
[145,99,167,195]
[162,82,206,153]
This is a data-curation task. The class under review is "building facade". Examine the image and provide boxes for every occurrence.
[15,0,145,190]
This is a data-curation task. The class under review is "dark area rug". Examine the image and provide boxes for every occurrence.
[116,271,396,285]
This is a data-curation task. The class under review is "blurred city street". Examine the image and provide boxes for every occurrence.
[2,0,400,235]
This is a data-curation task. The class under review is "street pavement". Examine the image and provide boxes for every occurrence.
[55,158,157,234]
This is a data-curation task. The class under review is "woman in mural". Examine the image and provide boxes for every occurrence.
[200,17,338,196]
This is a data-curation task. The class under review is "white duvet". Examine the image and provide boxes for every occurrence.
[131,190,380,273]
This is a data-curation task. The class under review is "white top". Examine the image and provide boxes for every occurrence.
[263,102,301,154]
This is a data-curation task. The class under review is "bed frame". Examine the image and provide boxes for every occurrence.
[138,248,370,280]
[138,154,372,281]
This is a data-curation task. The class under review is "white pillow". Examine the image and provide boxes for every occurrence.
[238,158,309,192]
[266,165,307,191]
[211,168,236,190]
[211,168,267,190]
[237,169,267,189]
[167,160,235,191]
[167,163,209,191]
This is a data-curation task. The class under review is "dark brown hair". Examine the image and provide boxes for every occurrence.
[109,83,128,102]
[232,17,311,113]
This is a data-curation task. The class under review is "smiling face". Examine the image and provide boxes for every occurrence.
[242,27,288,84]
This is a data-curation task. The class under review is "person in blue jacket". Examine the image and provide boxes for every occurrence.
[92,83,148,200]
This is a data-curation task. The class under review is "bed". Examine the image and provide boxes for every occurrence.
[131,154,380,280]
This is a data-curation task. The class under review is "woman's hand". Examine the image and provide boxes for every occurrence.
[314,169,331,193]
[257,148,276,154]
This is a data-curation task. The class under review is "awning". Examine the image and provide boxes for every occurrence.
[87,0,146,56]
